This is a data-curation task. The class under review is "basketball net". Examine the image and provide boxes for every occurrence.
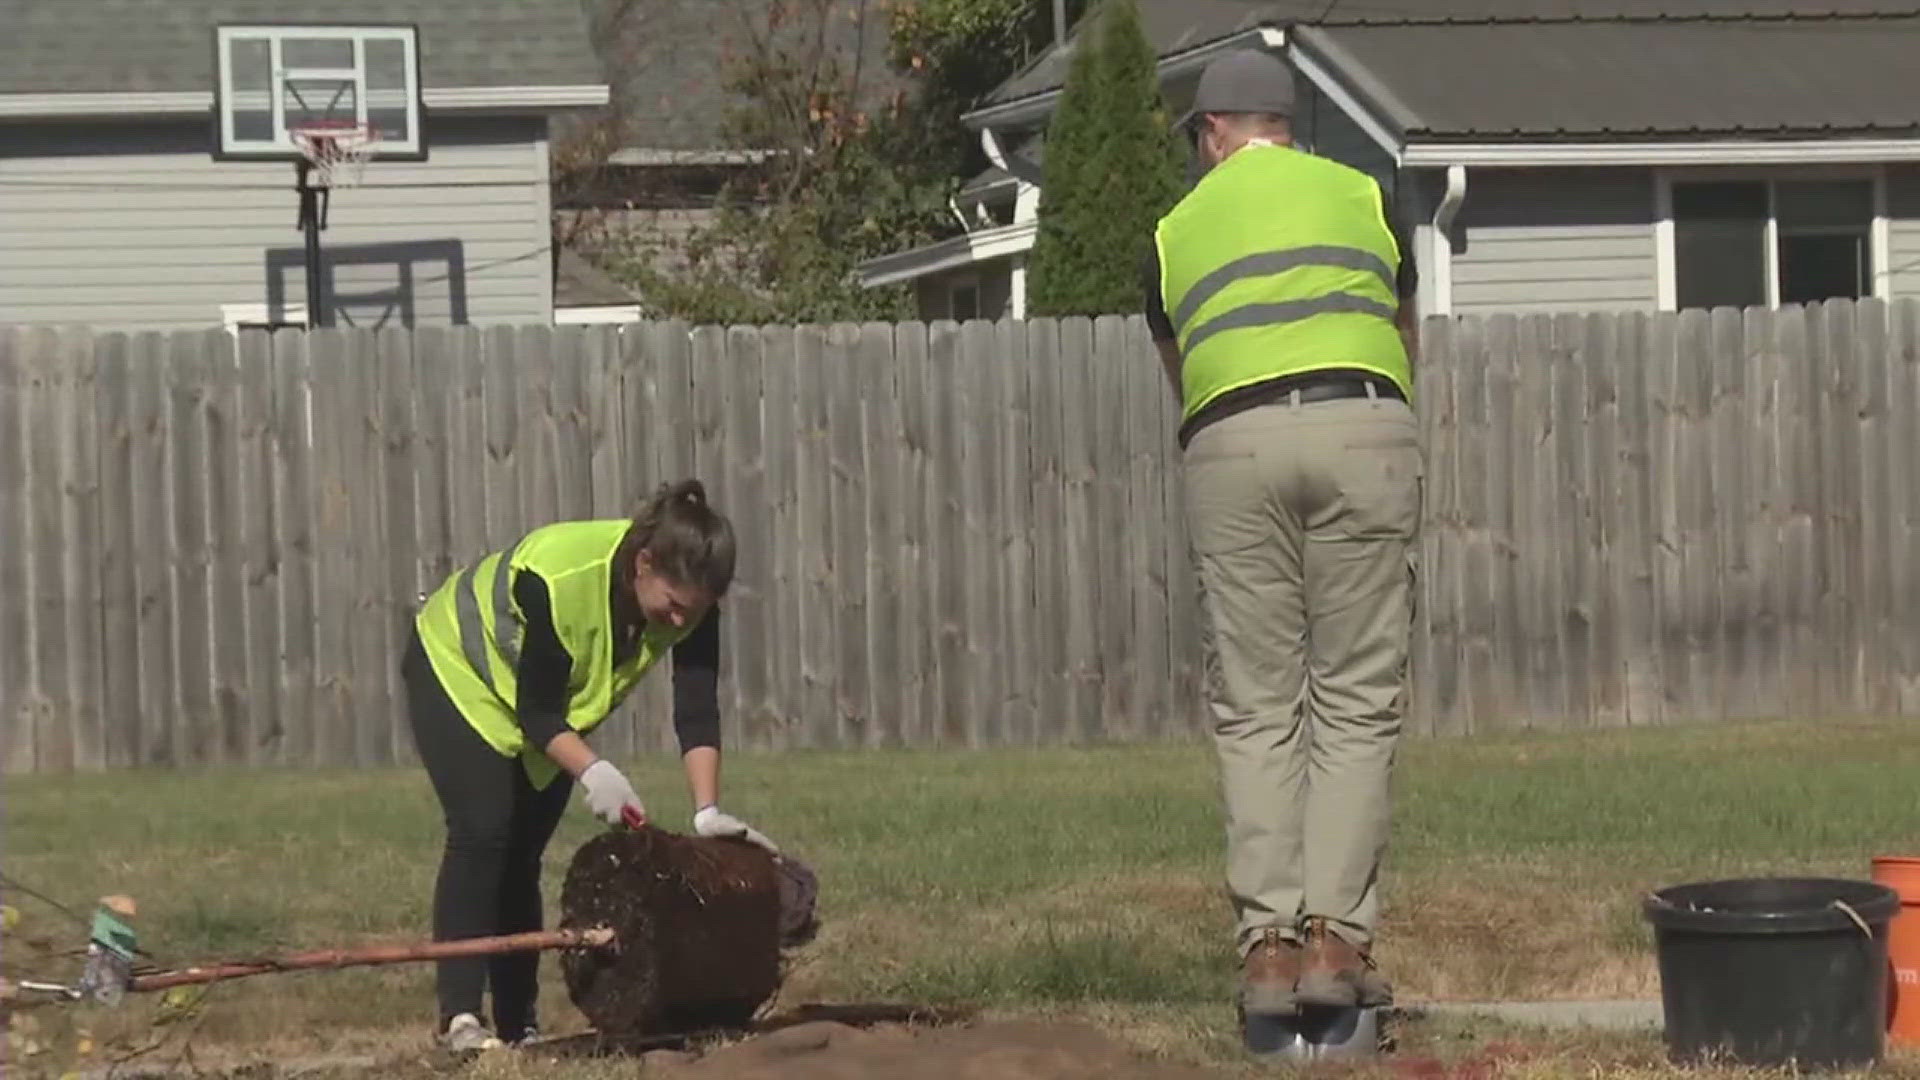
[291,121,380,190]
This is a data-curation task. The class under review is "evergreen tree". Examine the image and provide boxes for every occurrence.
[1024,0,1184,318]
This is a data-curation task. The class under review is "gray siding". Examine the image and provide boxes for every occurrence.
[1446,167,1659,316]
[0,117,552,330]
[1888,166,1920,301]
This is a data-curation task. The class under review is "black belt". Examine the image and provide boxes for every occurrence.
[1177,370,1405,449]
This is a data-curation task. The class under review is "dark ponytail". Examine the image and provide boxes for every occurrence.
[615,478,736,599]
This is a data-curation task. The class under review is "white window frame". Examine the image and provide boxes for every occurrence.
[1654,164,1890,311]
[220,300,309,335]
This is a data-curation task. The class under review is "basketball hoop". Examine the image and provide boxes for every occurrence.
[291,120,381,190]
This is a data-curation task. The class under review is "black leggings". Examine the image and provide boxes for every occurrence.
[401,628,572,1038]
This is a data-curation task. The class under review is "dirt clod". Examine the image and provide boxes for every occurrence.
[755,1020,853,1054]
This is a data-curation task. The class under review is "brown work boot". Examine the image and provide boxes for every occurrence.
[1296,917,1394,1009]
[1239,926,1301,1016]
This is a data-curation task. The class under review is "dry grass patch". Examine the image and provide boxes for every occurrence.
[1380,868,1659,1002]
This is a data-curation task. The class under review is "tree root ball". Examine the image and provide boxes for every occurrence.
[559,826,819,1037]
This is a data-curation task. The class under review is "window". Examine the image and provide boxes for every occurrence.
[950,282,981,322]
[1665,174,1880,311]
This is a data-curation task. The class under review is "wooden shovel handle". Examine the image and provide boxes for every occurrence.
[129,926,615,992]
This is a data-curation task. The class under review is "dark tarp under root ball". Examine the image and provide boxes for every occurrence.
[559,826,819,1037]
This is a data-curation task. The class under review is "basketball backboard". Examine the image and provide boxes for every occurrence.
[213,24,426,162]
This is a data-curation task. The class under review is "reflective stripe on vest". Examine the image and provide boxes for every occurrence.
[452,534,529,692]
[414,519,691,789]
[1155,144,1411,423]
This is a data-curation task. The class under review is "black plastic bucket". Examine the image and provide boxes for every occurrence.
[1643,877,1899,1072]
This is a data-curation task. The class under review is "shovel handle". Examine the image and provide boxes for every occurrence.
[128,926,617,992]
[621,804,647,830]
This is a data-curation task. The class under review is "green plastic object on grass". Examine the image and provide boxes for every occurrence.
[90,906,137,960]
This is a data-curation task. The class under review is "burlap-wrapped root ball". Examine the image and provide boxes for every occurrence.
[558,825,820,1037]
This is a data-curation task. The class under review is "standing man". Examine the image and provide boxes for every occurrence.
[1142,48,1421,1018]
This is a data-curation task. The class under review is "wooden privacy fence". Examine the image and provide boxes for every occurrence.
[2,300,1919,773]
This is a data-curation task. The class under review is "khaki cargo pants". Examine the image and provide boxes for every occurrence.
[1182,389,1422,956]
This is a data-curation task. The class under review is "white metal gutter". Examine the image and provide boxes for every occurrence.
[856,221,1038,289]
[1400,139,1920,167]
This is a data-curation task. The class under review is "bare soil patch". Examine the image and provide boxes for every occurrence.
[636,1017,1233,1080]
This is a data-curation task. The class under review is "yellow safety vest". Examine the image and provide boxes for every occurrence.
[1154,143,1411,426]
[414,520,692,789]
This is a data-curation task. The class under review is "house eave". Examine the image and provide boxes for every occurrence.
[1401,137,1920,168]
[0,84,610,120]
[961,26,1287,133]
[555,303,643,324]
[857,221,1037,289]
[606,147,775,166]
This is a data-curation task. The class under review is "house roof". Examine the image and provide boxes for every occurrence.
[959,138,1044,201]
[0,0,604,96]
[554,247,641,308]
[973,1,1920,127]
[979,1,1318,112]
[1295,11,1920,143]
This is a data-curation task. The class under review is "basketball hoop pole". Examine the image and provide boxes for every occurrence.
[295,159,330,327]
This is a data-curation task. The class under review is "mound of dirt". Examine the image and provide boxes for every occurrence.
[643,1018,1233,1080]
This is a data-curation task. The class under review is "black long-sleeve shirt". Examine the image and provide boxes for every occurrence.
[509,568,721,755]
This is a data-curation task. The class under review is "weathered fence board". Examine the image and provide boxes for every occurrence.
[1025,318,1069,745]
[1057,317,1100,743]
[97,333,141,769]
[892,323,932,746]
[0,332,22,772]
[925,322,961,744]
[995,318,1037,746]
[861,323,903,748]
[1894,304,1920,712]
[760,325,802,750]
[6,301,1920,771]
[718,325,764,747]
[24,330,66,770]
[826,323,870,747]
[269,330,315,767]
[793,323,838,748]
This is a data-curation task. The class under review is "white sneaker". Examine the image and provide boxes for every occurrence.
[442,1013,503,1053]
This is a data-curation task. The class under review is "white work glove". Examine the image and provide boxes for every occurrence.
[693,805,780,855]
[579,760,646,827]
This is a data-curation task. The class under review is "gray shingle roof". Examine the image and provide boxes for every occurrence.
[1295,13,1920,140]
[0,0,604,95]
[554,247,639,308]
[978,0,1920,113]
[982,1,1323,108]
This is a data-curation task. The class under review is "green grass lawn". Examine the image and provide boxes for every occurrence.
[5,717,1920,1077]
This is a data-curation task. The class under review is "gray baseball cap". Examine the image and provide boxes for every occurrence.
[1190,48,1295,117]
